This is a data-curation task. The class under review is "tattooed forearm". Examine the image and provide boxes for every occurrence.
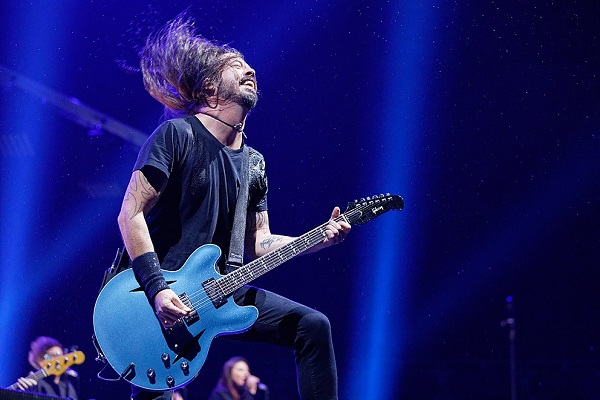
[259,235,284,250]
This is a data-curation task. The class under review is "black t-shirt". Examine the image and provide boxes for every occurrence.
[133,115,268,271]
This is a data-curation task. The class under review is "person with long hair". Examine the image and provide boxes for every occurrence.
[208,357,265,400]
[118,12,350,400]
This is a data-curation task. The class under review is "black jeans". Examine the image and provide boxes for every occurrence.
[131,285,338,400]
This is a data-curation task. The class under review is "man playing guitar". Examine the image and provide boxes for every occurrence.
[117,13,350,400]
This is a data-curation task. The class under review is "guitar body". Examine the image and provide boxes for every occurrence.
[93,244,258,391]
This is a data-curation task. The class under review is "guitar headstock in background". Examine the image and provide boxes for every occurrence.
[41,350,85,377]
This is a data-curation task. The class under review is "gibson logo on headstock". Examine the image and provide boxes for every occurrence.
[371,206,384,214]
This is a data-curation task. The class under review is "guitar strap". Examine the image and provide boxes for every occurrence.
[226,144,250,272]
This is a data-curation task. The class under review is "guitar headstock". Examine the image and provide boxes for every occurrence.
[344,194,404,225]
[41,351,85,377]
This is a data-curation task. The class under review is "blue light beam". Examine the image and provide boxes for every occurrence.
[0,1,71,385]
[348,1,438,398]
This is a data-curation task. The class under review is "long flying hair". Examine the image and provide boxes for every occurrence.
[140,13,244,117]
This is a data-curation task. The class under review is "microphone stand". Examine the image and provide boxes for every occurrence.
[500,296,517,400]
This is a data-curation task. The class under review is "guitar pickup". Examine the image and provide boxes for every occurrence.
[179,292,199,325]
[202,278,227,309]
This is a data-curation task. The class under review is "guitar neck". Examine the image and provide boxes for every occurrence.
[6,351,84,391]
[208,194,404,298]
[7,368,47,390]
[217,209,361,296]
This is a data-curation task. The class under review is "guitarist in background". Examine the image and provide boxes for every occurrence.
[118,12,350,400]
[11,336,80,399]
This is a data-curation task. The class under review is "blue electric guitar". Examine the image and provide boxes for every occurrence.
[93,194,404,391]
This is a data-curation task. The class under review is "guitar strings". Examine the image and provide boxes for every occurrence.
[180,202,380,319]
[181,210,362,317]
[182,221,330,315]
[182,207,364,313]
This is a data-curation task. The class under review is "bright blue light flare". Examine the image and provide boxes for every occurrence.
[348,2,439,398]
[0,2,71,385]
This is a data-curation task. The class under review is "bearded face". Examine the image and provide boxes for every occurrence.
[217,57,258,109]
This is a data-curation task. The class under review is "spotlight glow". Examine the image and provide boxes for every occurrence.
[347,1,437,398]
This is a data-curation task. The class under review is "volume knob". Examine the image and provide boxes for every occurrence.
[166,375,175,388]
[181,361,190,376]
[161,353,171,368]
[146,368,156,384]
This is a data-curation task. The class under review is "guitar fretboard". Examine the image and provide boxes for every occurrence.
[200,194,403,303]
[215,207,365,296]
[6,367,46,390]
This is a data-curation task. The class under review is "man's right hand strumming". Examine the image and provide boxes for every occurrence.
[154,288,191,327]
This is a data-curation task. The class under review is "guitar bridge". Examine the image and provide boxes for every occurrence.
[179,293,199,325]
[201,278,227,309]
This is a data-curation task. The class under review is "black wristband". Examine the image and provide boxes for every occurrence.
[131,252,169,302]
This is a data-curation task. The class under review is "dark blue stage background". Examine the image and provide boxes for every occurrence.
[1,1,599,399]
